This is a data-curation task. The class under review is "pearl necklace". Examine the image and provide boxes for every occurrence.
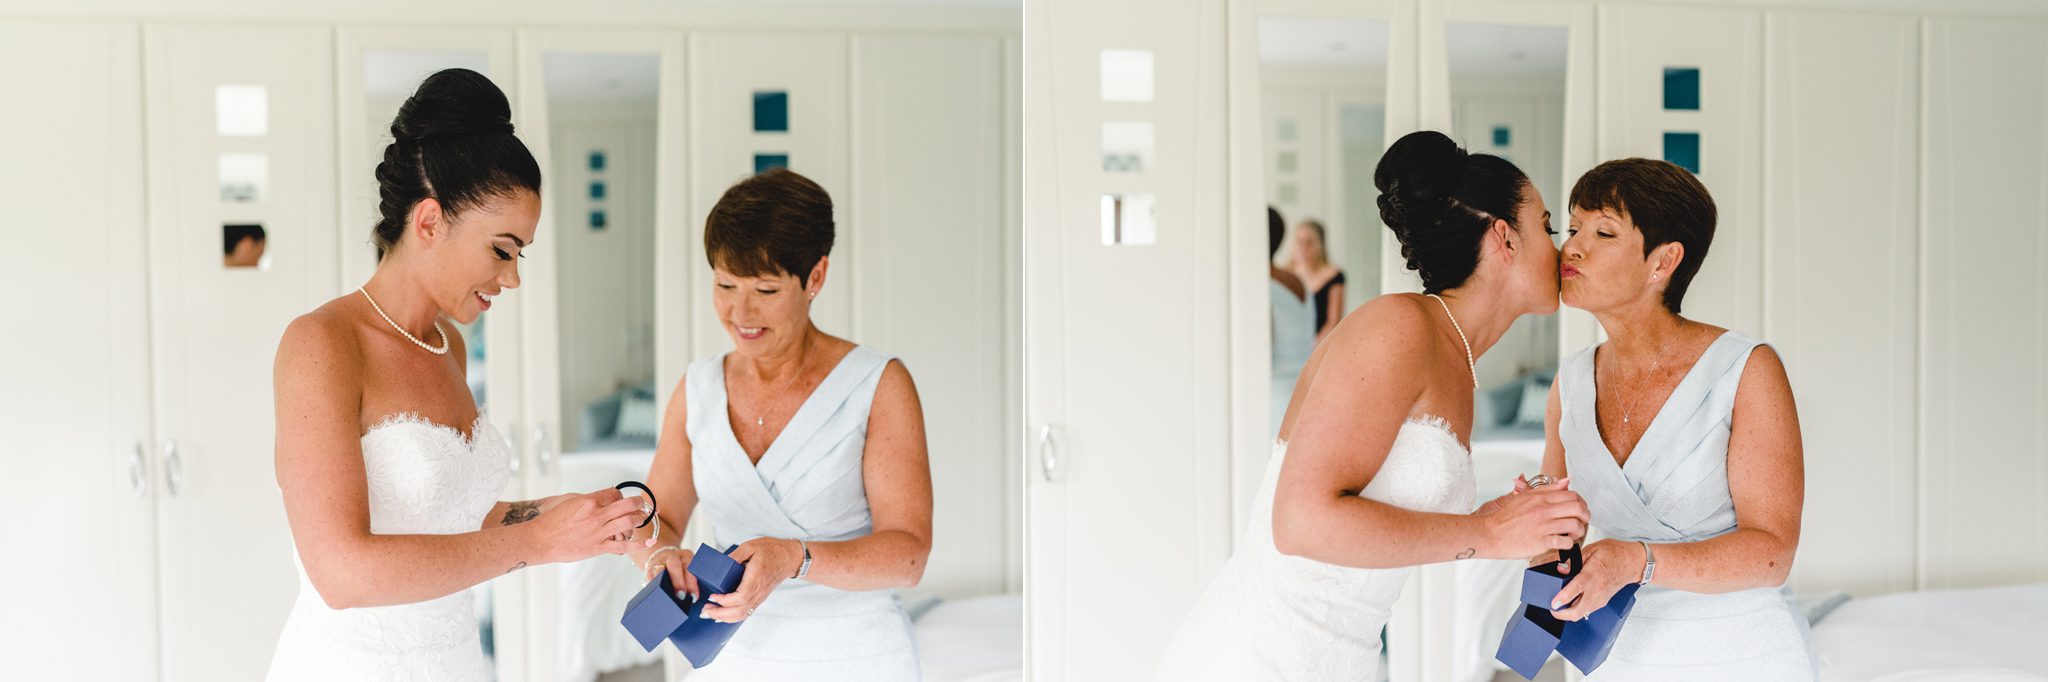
[1427,294,1477,388]
[358,286,449,355]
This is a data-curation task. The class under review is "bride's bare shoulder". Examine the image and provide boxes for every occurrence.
[1315,294,1437,371]
[277,298,367,376]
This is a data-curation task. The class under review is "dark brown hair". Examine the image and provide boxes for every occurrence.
[1568,158,1716,314]
[704,168,834,286]
[1374,130,1532,293]
[374,68,540,261]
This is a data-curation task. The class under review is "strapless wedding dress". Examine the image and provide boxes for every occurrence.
[1155,416,1476,681]
[267,412,512,681]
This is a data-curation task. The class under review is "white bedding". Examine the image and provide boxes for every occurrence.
[1453,436,1548,682]
[557,449,664,682]
[915,593,1023,682]
[1813,582,2048,681]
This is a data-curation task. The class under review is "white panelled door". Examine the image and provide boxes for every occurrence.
[142,23,338,681]
[850,33,1015,601]
[0,20,155,682]
[1026,0,1232,679]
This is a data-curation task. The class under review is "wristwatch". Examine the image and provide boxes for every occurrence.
[795,539,812,579]
[1637,540,1657,585]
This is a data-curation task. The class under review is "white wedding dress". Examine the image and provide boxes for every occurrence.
[267,412,512,682]
[1155,416,1476,681]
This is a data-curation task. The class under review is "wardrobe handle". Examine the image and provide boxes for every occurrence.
[1036,425,1059,482]
[505,421,522,474]
[533,423,553,476]
[129,443,149,499]
[161,439,182,497]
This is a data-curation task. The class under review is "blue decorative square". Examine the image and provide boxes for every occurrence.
[1664,67,1701,111]
[754,153,789,174]
[589,209,608,230]
[1492,126,1511,147]
[753,91,789,133]
[1664,132,1701,174]
[589,181,606,200]
[588,151,607,171]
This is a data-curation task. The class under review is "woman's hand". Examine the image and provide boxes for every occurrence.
[644,546,701,601]
[529,489,645,564]
[1472,477,1589,559]
[698,538,804,624]
[1548,538,1646,621]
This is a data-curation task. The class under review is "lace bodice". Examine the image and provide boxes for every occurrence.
[267,413,511,682]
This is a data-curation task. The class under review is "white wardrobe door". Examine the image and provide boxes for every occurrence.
[1922,16,2048,590]
[687,31,852,354]
[142,23,338,681]
[1597,4,1763,334]
[1026,0,1232,678]
[1762,10,1921,598]
[0,20,156,682]
[849,33,1013,600]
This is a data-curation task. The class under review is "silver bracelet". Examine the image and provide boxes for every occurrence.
[642,545,682,575]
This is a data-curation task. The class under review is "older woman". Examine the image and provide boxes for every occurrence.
[625,168,934,679]
[1536,158,1813,679]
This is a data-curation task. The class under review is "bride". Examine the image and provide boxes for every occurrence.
[1155,131,1591,680]
[267,68,647,680]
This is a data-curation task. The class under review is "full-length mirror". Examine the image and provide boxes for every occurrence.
[1444,21,1571,682]
[1258,16,1389,436]
[540,49,665,682]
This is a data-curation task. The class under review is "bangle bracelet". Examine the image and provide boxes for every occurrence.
[643,545,681,574]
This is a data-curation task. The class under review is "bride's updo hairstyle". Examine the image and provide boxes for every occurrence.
[372,68,542,261]
[1372,130,1531,293]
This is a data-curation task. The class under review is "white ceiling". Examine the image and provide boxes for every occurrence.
[1445,23,1569,78]
[541,52,661,106]
[1258,17,1568,79]
[1258,17,1391,71]
[362,51,663,107]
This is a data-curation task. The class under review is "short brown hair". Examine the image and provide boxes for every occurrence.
[704,168,834,286]
[1569,158,1716,314]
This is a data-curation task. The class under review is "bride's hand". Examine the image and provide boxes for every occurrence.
[1473,477,1589,559]
[530,489,644,564]
[1547,539,1644,621]
[699,538,804,624]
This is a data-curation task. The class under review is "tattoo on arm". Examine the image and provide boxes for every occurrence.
[1455,547,1476,560]
[506,561,527,574]
[500,500,541,526]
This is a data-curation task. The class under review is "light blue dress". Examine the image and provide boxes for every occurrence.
[1271,279,1317,438]
[1559,331,1816,681]
[683,346,920,680]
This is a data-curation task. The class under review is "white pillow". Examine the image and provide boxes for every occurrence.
[614,396,660,442]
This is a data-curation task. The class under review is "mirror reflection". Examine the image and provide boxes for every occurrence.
[1258,16,1389,436]
[1445,21,1571,682]
[543,50,663,682]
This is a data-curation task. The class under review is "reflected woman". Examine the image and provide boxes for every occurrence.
[626,168,935,679]
[1535,158,1814,679]
[1287,218,1346,341]
[1156,131,1589,680]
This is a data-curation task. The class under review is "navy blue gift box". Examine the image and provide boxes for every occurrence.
[1495,543,1641,679]
[620,543,749,668]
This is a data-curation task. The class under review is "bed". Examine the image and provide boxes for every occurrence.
[1812,582,2048,681]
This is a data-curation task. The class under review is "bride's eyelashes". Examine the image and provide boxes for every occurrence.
[492,246,525,261]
